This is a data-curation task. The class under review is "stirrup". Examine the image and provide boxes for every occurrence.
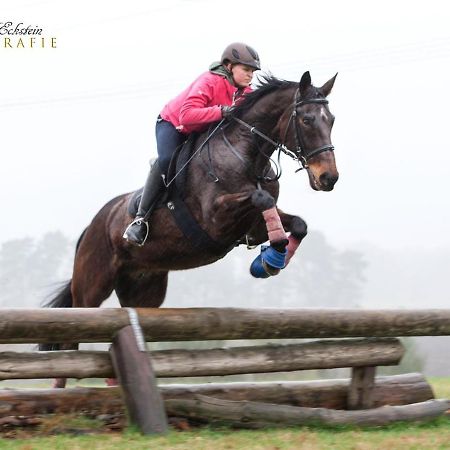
[122,217,150,247]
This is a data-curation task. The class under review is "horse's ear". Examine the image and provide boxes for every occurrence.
[299,71,311,95]
[319,73,338,97]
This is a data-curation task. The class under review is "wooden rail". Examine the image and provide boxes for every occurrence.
[0,308,449,343]
[0,338,404,380]
[0,374,435,415]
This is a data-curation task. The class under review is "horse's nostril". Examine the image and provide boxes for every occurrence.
[319,172,339,188]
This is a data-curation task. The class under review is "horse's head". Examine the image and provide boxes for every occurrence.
[280,71,339,191]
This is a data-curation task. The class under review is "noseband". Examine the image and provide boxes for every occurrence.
[284,89,335,169]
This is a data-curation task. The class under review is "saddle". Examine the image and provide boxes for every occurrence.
[128,133,227,255]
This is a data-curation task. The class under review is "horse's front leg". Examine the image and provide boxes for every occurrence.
[250,190,288,251]
[277,209,308,267]
[249,190,308,277]
[249,190,290,278]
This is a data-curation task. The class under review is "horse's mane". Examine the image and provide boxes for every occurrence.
[232,74,297,119]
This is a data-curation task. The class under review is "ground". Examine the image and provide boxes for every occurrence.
[0,378,448,449]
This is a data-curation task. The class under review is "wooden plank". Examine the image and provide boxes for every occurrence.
[0,374,435,416]
[348,366,376,410]
[160,373,435,409]
[0,308,449,343]
[109,325,167,435]
[165,395,450,427]
[0,338,404,380]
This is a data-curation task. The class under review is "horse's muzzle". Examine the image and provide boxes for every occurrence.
[318,171,339,191]
[308,169,339,191]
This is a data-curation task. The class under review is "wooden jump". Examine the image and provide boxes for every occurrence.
[0,307,449,433]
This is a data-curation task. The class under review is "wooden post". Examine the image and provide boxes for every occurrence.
[348,366,376,410]
[109,309,167,434]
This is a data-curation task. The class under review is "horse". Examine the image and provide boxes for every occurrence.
[41,71,339,387]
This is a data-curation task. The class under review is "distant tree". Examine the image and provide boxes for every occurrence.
[378,338,424,375]
[166,230,367,309]
[0,232,74,307]
[0,238,34,307]
[0,229,367,310]
[281,231,367,308]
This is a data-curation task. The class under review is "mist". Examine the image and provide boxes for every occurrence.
[0,0,449,379]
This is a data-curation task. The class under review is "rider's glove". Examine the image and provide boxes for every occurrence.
[221,105,234,119]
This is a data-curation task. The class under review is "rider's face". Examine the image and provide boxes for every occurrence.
[228,64,256,88]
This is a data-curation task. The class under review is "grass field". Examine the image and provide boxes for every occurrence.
[0,377,448,450]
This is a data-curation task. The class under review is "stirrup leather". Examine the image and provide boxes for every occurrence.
[123,217,150,247]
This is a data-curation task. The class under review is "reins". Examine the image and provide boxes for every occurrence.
[164,87,335,187]
[232,116,298,161]
[162,118,227,188]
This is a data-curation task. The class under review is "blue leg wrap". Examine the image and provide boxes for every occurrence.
[250,245,287,279]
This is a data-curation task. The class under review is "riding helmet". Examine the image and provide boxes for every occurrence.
[221,42,261,70]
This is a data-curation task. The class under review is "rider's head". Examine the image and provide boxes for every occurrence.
[221,42,260,88]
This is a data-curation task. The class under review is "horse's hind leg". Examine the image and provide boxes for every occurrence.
[51,235,116,388]
[103,271,168,386]
[114,270,168,308]
[51,272,115,389]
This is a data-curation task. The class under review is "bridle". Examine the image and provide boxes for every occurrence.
[231,88,334,171]
[284,88,335,169]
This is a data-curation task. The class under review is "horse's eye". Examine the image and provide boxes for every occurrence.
[303,115,315,125]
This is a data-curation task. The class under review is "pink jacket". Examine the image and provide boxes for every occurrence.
[160,72,251,134]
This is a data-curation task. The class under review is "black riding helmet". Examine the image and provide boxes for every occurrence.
[221,42,261,70]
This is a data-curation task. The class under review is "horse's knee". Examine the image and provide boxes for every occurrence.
[251,189,275,211]
[290,216,308,240]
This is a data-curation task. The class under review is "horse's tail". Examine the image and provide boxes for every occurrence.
[42,280,73,309]
[38,280,73,351]
[39,229,86,351]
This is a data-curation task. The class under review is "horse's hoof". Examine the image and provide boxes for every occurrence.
[53,378,67,389]
[250,245,287,278]
[250,254,271,278]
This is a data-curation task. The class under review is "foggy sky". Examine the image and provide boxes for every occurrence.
[1,0,450,252]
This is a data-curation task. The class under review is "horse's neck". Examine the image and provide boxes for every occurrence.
[187,87,294,194]
[237,88,294,164]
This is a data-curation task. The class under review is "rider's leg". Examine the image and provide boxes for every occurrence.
[123,161,164,246]
[123,117,184,246]
[155,117,186,176]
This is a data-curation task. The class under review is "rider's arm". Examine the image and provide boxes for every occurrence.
[178,75,224,127]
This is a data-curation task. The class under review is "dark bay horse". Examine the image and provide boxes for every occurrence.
[42,71,338,386]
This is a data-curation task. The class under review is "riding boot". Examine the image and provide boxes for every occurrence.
[123,161,164,247]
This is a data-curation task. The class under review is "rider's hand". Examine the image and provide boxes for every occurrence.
[221,105,234,119]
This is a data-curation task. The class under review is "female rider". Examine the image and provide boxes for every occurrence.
[123,42,261,246]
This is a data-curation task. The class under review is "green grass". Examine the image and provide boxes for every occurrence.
[0,378,448,450]
[431,377,450,398]
[1,419,449,450]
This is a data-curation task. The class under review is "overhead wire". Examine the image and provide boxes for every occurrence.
[0,38,449,109]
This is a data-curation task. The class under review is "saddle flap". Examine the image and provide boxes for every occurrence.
[166,132,198,196]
